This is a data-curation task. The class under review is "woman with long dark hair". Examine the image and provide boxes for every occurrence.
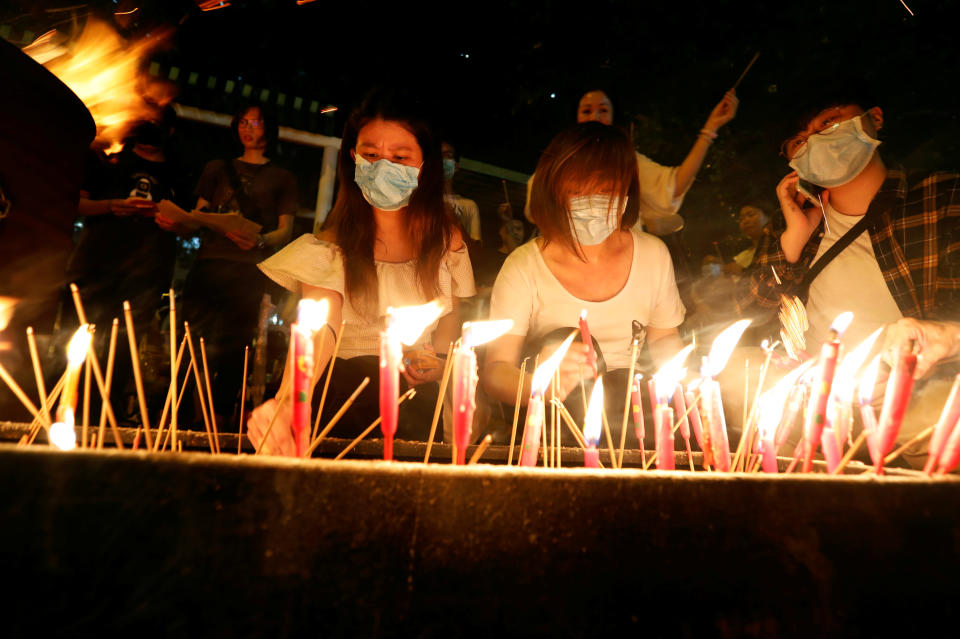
[247,89,475,455]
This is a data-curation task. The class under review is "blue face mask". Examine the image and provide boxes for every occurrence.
[569,195,624,246]
[789,114,880,188]
[354,155,420,211]
[442,158,457,181]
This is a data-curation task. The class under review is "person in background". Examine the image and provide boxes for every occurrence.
[161,103,296,426]
[441,140,482,245]
[724,204,771,276]
[247,88,476,456]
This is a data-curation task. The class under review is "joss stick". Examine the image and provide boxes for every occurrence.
[730,51,760,91]
[832,429,869,475]
[84,338,125,449]
[742,359,749,442]
[253,388,288,455]
[132,427,141,450]
[25,327,50,429]
[238,346,249,455]
[152,334,187,451]
[123,302,153,450]
[424,341,456,463]
[601,410,617,469]
[184,325,216,454]
[733,348,775,472]
[304,377,371,457]
[552,399,595,451]
[0,359,48,431]
[502,179,511,207]
[28,373,64,443]
[159,367,195,453]
[468,434,493,465]
[199,337,220,454]
[618,339,640,469]
[96,319,119,449]
[312,321,343,442]
[507,358,528,465]
[68,285,116,444]
[335,389,416,460]
[168,288,178,452]
[881,425,934,469]
[82,336,91,448]
[643,389,704,470]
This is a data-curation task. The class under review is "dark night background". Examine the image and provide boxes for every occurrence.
[3,0,960,262]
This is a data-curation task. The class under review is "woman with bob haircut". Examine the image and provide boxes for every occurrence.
[247,88,476,456]
[482,122,685,434]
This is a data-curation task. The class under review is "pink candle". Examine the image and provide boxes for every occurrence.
[685,389,704,450]
[820,427,841,473]
[758,436,778,473]
[583,377,604,469]
[291,322,313,457]
[451,342,477,465]
[802,312,852,473]
[700,378,730,471]
[578,309,597,372]
[520,393,545,467]
[859,403,881,467]
[776,385,806,451]
[584,447,600,468]
[925,373,960,475]
[875,340,917,475]
[655,404,675,470]
[379,330,401,461]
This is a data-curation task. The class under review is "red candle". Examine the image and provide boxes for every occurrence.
[875,339,917,475]
[583,376,604,468]
[578,309,597,373]
[700,378,730,471]
[925,373,960,474]
[379,329,401,461]
[758,436,778,473]
[802,311,853,473]
[451,342,476,465]
[291,323,313,457]
[655,404,675,470]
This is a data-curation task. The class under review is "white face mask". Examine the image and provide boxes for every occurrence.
[569,194,624,245]
[789,114,880,188]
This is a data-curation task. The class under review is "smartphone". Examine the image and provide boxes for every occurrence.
[797,178,825,203]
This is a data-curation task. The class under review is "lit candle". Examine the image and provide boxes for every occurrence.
[452,320,513,465]
[520,332,577,467]
[927,374,960,474]
[583,376,604,468]
[685,388,704,451]
[827,328,883,456]
[756,359,815,473]
[802,311,854,473]
[874,339,917,475]
[577,309,597,373]
[858,355,882,466]
[380,301,444,461]
[673,383,692,462]
[50,325,92,451]
[698,320,752,472]
[652,344,693,471]
[290,299,329,457]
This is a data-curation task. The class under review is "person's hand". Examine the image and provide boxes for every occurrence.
[246,397,296,456]
[497,202,513,222]
[110,198,158,216]
[703,90,739,133]
[776,171,827,262]
[540,341,595,402]
[155,212,190,234]
[401,346,445,386]
[226,228,259,250]
[882,318,960,379]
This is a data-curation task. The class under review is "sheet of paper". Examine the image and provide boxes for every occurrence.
[157,200,263,236]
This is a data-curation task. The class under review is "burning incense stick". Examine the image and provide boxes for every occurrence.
[27,372,64,444]
[305,377,371,457]
[730,51,760,90]
[238,346,249,455]
[122,301,154,449]
[425,341,456,463]
[508,357,528,466]
[335,389,417,460]
[467,434,493,465]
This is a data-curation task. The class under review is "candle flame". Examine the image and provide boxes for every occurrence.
[67,325,93,367]
[584,376,604,446]
[756,359,816,440]
[703,320,751,378]
[858,354,882,406]
[653,344,694,400]
[0,296,14,333]
[830,311,855,336]
[530,331,577,394]
[296,298,329,333]
[50,419,77,451]
[28,19,172,153]
[386,300,444,346]
[462,319,513,348]
[832,327,882,402]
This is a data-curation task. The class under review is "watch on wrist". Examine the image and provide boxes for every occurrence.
[255,234,266,250]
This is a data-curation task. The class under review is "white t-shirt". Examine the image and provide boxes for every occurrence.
[489,230,685,370]
[258,234,477,359]
[805,201,902,347]
[444,193,482,242]
[523,151,686,235]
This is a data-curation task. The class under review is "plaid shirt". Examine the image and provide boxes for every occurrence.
[737,169,960,321]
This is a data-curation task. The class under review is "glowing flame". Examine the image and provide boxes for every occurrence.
[0,296,15,333]
[858,355,882,406]
[67,325,93,367]
[462,319,514,348]
[584,376,605,446]
[29,19,170,152]
[703,320,751,378]
[49,420,77,451]
[756,359,816,440]
[386,301,444,346]
[832,328,882,403]
[830,311,855,337]
[530,331,577,394]
[653,344,694,400]
[296,298,329,333]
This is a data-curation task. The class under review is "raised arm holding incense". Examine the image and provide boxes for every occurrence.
[672,90,739,198]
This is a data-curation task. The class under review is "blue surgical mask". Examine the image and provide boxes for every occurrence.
[442,158,456,181]
[569,195,624,246]
[354,155,420,211]
[789,114,880,188]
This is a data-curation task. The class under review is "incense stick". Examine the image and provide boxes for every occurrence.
[84,338,124,449]
[304,377,371,457]
[311,321,338,442]
[81,330,92,448]
[507,358,528,466]
[25,327,50,429]
[334,389,416,460]
[152,334,187,451]
[731,51,760,90]
[0,359,48,431]
[601,410,617,469]
[238,346,249,454]
[642,389,704,470]
[253,388,288,455]
[424,341,456,463]
[122,301,153,449]
[168,288,178,451]
[552,399,604,468]
[184,325,216,454]
[96,319,119,449]
[27,372,64,443]
[872,425,934,473]
[199,337,220,454]
[618,339,640,468]
[468,434,493,465]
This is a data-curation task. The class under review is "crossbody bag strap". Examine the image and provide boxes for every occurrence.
[799,212,875,295]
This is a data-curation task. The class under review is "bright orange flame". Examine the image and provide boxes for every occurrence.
[462,319,513,348]
[0,296,15,333]
[530,331,577,394]
[30,19,170,153]
[67,325,93,367]
[296,298,329,333]
[653,343,694,399]
[584,376,605,445]
[386,301,445,346]
[703,319,751,378]
[858,354,882,406]
[832,327,882,403]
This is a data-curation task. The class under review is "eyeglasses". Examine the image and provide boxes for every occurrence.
[238,118,264,129]
[779,107,846,160]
